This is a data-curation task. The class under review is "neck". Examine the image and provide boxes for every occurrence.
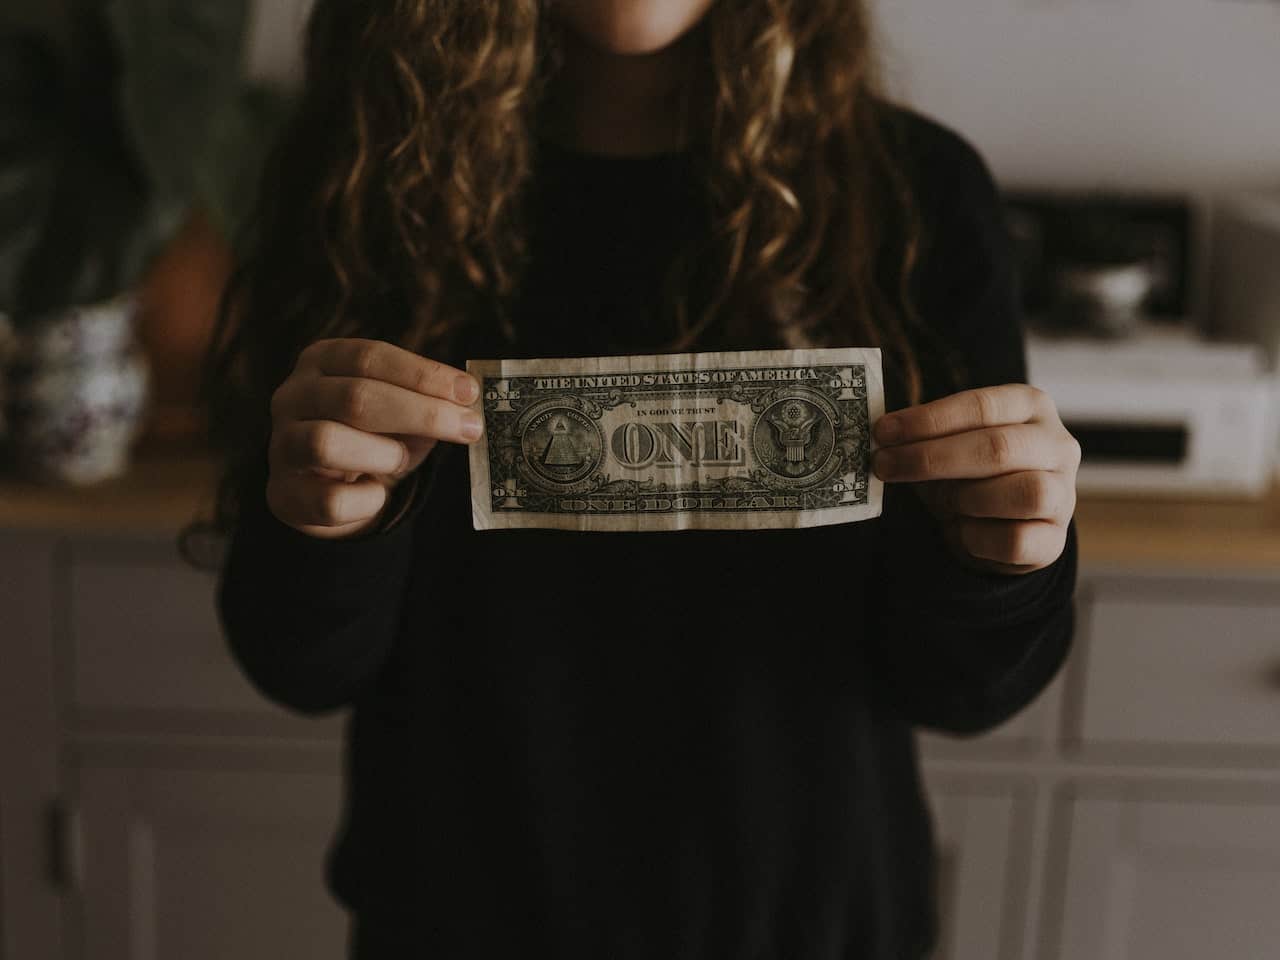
[539,23,702,156]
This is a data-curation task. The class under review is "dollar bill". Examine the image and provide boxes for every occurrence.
[466,347,884,532]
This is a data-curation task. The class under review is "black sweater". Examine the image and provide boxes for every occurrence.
[216,109,1077,960]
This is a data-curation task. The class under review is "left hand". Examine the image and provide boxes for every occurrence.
[872,384,1081,575]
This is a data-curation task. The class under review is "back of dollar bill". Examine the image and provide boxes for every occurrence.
[466,347,884,532]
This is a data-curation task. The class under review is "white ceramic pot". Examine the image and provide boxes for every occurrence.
[3,296,152,485]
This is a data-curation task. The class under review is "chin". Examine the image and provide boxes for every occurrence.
[551,0,716,55]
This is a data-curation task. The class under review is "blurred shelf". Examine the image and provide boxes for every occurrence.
[0,447,221,536]
[1,450,1278,571]
[1072,488,1280,573]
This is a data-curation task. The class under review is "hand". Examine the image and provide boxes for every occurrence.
[871,384,1080,575]
[266,337,483,540]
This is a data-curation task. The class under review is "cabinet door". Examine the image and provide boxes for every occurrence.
[1072,581,1280,758]
[0,533,63,960]
[74,761,348,960]
[924,781,1026,960]
[918,622,1074,762]
[1053,787,1280,960]
[917,668,1065,758]
[66,538,345,740]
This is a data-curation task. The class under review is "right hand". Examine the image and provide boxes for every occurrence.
[266,337,483,539]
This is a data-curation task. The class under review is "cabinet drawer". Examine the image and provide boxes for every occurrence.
[919,668,1067,759]
[66,540,340,735]
[69,543,266,715]
[1074,590,1280,752]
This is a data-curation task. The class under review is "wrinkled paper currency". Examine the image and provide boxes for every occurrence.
[466,348,884,532]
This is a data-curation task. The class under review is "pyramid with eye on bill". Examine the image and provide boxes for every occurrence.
[542,417,582,467]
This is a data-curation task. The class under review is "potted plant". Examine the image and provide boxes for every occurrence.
[0,0,290,484]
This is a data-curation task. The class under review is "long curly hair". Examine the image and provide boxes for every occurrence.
[187,0,940,555]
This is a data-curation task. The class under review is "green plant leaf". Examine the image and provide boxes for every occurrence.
[0,161,58,315]
[106,0,252,211]
[196,84,294,248]
[0,29,66,315]
[14,135,152,316]
[1,0,283,321]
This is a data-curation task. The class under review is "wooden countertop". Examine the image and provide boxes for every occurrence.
[1,448,1278,571]
[1071,491,1280,573]
[0,448,221,536]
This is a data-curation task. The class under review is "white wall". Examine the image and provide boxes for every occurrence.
[244,0,313,89]
[873,0,1280,193]
[245,0,1280,193]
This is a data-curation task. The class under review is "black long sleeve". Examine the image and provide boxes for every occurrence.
[215,455,432,715]
[869,487,1077,734]
[865,116,1076,735]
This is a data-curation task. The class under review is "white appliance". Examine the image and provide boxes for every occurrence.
[1026,326,1277,498]
[1210,191,1280,369]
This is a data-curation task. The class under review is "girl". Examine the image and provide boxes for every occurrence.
[198,1,1080,957]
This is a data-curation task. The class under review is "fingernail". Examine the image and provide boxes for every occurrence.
[877,416,901,444]
[461,411,484,442]
[454,375,479,405]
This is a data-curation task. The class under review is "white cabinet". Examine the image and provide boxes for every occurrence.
[0,534,64,960]
[68,540,264,715]
[1070,587,1280,756]
[64,539,346,740]
[5,524,1280,960]
[0,531,352,960]
[1051,787,1280,960]
[920,570,1280,960]
[71,755,347,960]
[924,781,1027,960]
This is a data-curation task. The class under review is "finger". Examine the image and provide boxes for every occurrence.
[385,432,441,476]
[954,517,1067,568]
[296,338,478,404]
[940,471,1076,522]
[273,375,483,443]
[270,419,410,477]
[874,384,1054,446]
[873,424,1068,483]
[267,471,388,529]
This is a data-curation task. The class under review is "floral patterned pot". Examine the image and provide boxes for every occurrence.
[3,296,152,485]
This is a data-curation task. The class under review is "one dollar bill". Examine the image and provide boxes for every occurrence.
[466,347,884,532]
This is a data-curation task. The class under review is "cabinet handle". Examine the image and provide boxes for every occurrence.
[1267,661,1280,691]
[47,799,83,894]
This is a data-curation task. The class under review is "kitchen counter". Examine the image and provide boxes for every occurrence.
[0,449,220,536]
[1,449,1278,570]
